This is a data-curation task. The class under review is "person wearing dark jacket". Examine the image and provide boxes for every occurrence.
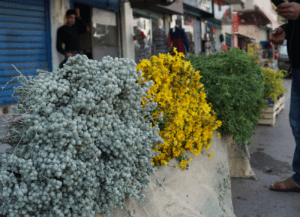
[57,8,90,69]
[167,19,189,57]
[269,1,300,192]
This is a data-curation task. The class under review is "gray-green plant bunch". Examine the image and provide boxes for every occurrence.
[0,54,163,217]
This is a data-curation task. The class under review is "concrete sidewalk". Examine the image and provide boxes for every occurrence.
[231,75,300,217]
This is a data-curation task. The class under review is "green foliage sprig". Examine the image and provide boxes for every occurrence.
[186,48,268,146]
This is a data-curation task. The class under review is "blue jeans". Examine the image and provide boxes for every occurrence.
[290,68,300,185]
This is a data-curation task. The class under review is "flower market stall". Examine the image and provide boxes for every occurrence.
[0,46,288,217]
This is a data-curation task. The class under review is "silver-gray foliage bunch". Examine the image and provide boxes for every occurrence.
[0,55,163,217]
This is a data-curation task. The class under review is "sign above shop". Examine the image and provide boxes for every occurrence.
[184,15,194,25]
[70,0,119,13]
[130,0,177,9]
[214,0,232,23]
[150,0,184,15]
[183,0,213,14]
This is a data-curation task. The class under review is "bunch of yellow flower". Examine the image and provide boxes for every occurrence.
[248,43,261,63]
[179,159,193,170]
[261,67,288,102]
[137,47,222,169]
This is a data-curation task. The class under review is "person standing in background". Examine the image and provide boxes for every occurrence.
[167,19,189,57]
[204,33,212,56]
[269,1,300,192]
[56,8,90,69]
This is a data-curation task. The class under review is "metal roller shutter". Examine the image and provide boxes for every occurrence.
[0,0,52,106]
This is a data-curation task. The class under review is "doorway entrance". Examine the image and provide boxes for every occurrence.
[74,2,93,59]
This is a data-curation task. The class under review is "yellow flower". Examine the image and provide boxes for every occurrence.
[208,152,214,160]
[217,132,221,138]
[180,160,188,170]
[205,143,211,151]
[175,165,178,169]
[137,49,222,170]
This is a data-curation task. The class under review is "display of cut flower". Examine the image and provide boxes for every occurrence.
[261,68,288,102]
[137,47,222,169]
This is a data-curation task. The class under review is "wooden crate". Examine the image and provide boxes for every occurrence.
[258,95,285,127]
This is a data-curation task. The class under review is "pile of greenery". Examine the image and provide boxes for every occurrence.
[0,55,163,217]
[186,48,268,146]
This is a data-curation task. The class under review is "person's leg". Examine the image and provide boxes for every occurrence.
[59,50,81,69]
[270,68,300,192]
[59,57,68,69]
[290,68,300,185]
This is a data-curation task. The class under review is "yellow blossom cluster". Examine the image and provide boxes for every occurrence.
[180,159,193,170]
[137,47,222,169]
[261,67,288,102]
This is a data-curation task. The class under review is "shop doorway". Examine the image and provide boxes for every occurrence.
[74,2,93,59]
[238,36,247,52]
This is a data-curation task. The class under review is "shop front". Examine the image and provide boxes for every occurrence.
[182,0,214,56]
[209,0,233,52]
[69,0,120,62]
[50,0,120,71]
[232,12,260,51]
[169,13,200,56]
[203,19,222,53]
[232,5,272,50]
[129,0,184,63]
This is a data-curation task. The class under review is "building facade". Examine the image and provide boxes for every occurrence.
[0,0,121,107]
[0,0,280,108]
[232,0,280,51]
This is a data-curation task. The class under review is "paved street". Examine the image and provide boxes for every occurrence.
[231,74,300,217]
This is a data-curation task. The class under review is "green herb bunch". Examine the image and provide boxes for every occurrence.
[186,48,268,146]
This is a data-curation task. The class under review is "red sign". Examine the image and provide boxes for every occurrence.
[232,12,239,33]
[222,45,228,50]
[184,15,194,26]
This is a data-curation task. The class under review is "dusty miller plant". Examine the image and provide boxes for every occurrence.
[0,54,163,217]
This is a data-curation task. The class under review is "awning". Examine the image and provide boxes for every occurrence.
[183,4,214,19]
[71,0,119,13]
[257,6,280,29]
[236,25,258,40]
[222,0,244,4]
[147,0,184,15]
[130,0,177,9]
[232,12,258,39]
[270,18,280,29]
[237,5,271,26]
[205,18,222,29]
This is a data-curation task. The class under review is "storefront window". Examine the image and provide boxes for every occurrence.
[214,0,232,21]
[133,18,152,43]
[133,17,153,62]
[183,15,195,55]
[91,8,119,61]
[225,33,232,47]
[183,0,213,14]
